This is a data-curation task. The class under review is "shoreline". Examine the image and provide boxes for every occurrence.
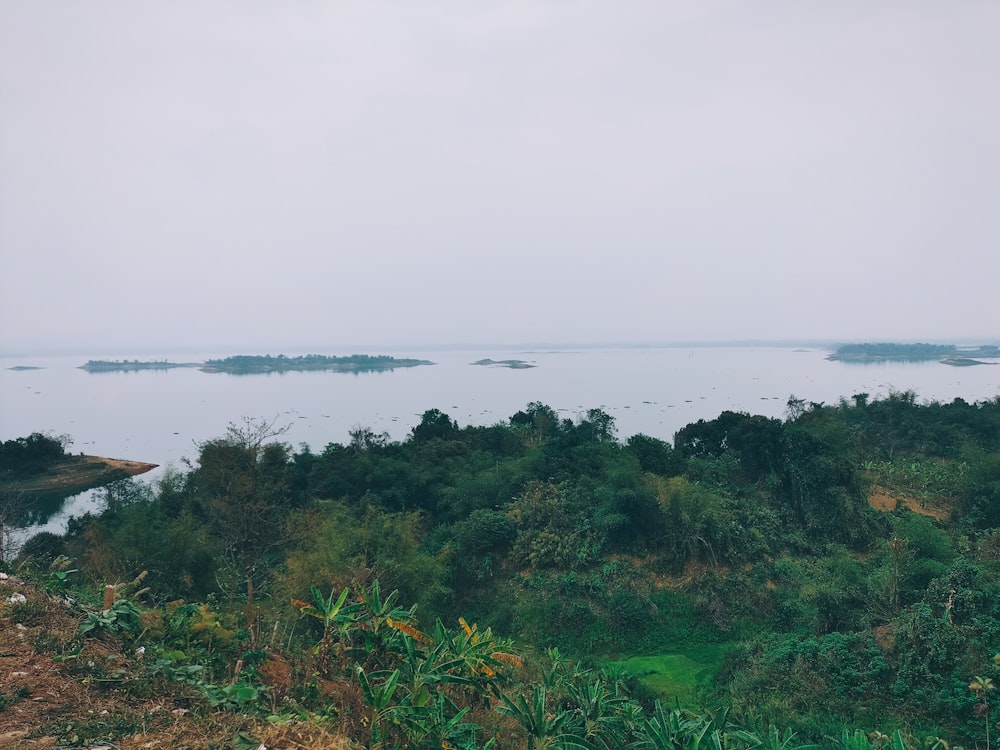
[0,455,158,495]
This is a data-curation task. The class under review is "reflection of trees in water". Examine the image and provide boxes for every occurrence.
[15,489,80,526]
[1,486,99,561]
[0,488,30,563]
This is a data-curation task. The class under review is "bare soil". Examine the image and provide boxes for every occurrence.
[867,486,951,521]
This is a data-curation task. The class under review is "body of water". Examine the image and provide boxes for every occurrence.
[3,344,999,539]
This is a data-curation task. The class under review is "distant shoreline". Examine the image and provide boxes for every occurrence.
[828,343,1000,364]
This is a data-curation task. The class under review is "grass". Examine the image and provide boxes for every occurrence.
[603,643,730,707]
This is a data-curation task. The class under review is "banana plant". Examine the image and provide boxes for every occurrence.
[539,646,591,696]
[631,701,717,750]
[741,725,817,750]
[831,729,875,750]
[564,678,632,750]
[829,729,911,750]
[396,634,476,709]
[292,585,360,674]
[356,666,403,748]
[498,685,591,750]
[970,675,996,750]
[434,617,524,695]
[353,580,422,665]
[395,691,493,750]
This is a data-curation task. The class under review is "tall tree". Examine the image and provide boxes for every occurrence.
[192,417,293,636]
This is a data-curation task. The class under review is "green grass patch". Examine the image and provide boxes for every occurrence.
[603,643,730,707]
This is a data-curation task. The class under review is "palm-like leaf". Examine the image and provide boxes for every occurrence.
[498,686,592,750]
[740,725,817,750]
[564,679,631,750]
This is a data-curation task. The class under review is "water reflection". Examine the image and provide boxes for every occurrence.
[5,487,106,555]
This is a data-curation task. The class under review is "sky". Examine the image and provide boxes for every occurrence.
[1,1,998,354]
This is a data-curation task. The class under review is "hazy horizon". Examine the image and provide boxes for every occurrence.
[5,336,1000,361]
[2,2,998,353]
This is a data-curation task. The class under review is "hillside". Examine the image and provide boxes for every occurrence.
[6,392,1000,746]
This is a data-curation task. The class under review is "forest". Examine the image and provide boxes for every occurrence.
[3,390,1000,749]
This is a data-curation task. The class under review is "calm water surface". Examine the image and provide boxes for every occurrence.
[3,345,999,538]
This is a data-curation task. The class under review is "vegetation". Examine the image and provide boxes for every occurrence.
[828,342,1000,363]
[80,359,198,371]
[0,432,69,477]
[200,354,434,374]
[6,391,1000,747]
[78,353,436,374]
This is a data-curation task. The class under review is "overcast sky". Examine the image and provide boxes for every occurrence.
[1,2,998,354]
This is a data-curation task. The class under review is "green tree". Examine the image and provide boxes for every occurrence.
[191,417,294,634]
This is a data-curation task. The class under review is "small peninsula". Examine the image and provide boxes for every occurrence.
[200,353,434,374]
[0,454,157,495]
[828,342,1000,364]
[471,358,536,369]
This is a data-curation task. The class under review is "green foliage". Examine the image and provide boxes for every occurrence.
[604,645,730,708]
[627,433,682,476]
[0,432,69,476]
[280,501,448,619]
[79,597,143,639]
[32,394,1000,745]
[717,630,891,734]
[202,353,432,373]
[508,481,603,570]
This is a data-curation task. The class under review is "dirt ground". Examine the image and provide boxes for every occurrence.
[0,575,351,749]
[867,487,951,521]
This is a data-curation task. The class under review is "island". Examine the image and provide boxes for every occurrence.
[7,365,44,371]
[77,354,436,374]
[471,358,536,369]
[79,359,199,372]
[828,342,1000,364]
[200,353,435,374]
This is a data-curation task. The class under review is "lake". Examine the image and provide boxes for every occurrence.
[3,344,999,540]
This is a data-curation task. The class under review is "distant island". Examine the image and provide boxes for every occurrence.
[78,354,435,374]
[80,359,199,372]
[7,365,44,371]
[471,358,536,369]
[200,353,435,374]
[828,342,1000,364]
